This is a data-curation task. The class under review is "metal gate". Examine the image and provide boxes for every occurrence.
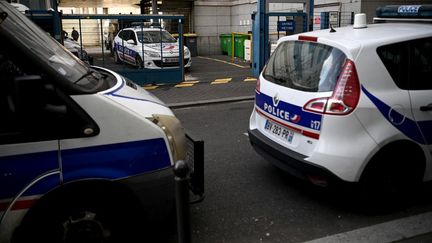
[62,14,186,85]
[251,0,314,77]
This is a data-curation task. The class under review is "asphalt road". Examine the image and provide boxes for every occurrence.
[86,50,432,242]
[172,100,432,243]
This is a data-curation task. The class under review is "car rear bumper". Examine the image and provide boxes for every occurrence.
[248,128,348,186]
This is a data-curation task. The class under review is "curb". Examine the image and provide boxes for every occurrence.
[168,95,255,109]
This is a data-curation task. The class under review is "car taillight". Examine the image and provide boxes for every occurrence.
[298,35,318,42]
[304,59,360,115]
[304,97,328,113]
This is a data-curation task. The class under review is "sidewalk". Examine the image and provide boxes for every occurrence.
[145,55,257,107]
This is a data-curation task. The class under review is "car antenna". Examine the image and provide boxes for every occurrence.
[329,24,336,33]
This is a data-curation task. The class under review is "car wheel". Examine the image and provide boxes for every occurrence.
[135,56,144,69]
[359,150,422,211]
[113,49,121,64]
[13,187,144,243]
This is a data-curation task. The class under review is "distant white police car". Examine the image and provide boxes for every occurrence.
[112,25,191,69]
[248,5,432,198]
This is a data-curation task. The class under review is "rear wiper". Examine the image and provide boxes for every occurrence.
[269,75,287,84]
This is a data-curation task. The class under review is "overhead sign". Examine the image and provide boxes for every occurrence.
[329,11,339,26]
[277,20,295,32]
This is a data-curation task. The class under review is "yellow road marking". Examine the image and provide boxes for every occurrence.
[244,77,257,82]
[211,78,232,84]
[182,80,200,84]
[175,83,195,88]
[197,56,250,69]
[143,85,158,90]
[175,80,199,88]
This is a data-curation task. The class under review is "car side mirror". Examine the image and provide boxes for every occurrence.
[127,39,136,45]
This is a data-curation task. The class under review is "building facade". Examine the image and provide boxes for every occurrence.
[193,0,432,55]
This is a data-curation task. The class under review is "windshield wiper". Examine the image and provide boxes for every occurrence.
[74,69,95,84]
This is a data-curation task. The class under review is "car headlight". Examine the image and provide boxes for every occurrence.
[149,114,187,162]
[144,50,161,58]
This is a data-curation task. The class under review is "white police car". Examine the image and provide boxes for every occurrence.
[113,25,192,69]
[248,5,432,198]
[0,3,202,243]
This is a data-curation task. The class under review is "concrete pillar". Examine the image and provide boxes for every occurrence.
[152,0,157,14]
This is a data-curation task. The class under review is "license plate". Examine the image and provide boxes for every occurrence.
[163,57,179,63]
[264,120,294,143]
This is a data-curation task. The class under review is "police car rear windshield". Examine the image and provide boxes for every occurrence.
[263,41,346,92]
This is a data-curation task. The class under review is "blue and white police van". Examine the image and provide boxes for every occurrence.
[0,2,202,242]
[249,5,432,200]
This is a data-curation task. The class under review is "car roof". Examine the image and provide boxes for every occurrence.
[122,27,165,32]
[279,22,432,58]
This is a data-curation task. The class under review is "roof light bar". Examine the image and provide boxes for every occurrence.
[376,5,432,18]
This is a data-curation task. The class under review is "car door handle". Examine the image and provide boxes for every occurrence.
[420,103,432,111]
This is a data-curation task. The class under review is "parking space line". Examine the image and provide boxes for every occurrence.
[304,211,432,243]
[197,56,250,68]
[175,83,194,88]
[143,85,159,90]
[244,77,257,82]
[182,80,200,84]
[175,80,199,88]
[211,78,232,85]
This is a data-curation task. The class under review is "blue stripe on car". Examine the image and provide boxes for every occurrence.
[62,138,171,182]
[255,91,323,131]
[0,138,170,199]
[0,150,59,199]
[361,86,430,145]
[103,76,166,106]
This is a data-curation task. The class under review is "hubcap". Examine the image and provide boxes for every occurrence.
[63,211,109,243]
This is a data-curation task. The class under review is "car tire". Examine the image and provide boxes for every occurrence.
[136,56,144,69]
[359,149,423,211]
[13,186,144,243]
[113,49,121,64]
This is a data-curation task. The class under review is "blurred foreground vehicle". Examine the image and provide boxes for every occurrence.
[0,2,203,243]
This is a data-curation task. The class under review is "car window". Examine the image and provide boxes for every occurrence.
[0,54,99,144]
[129,31,137,43]
[410,37,432,90]
[263,41,347,92]
[377,42,409,89]
[377,37,432,90]
[0,2,106,93]
[118,30,129,40]
[137,30,177,44]
[118,30,125,39]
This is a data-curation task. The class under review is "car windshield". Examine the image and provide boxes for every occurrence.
[137,30,177,44]
[264,41,346,92]
[0,2,102,91]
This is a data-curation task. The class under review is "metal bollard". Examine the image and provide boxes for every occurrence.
[174,160,191,243]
